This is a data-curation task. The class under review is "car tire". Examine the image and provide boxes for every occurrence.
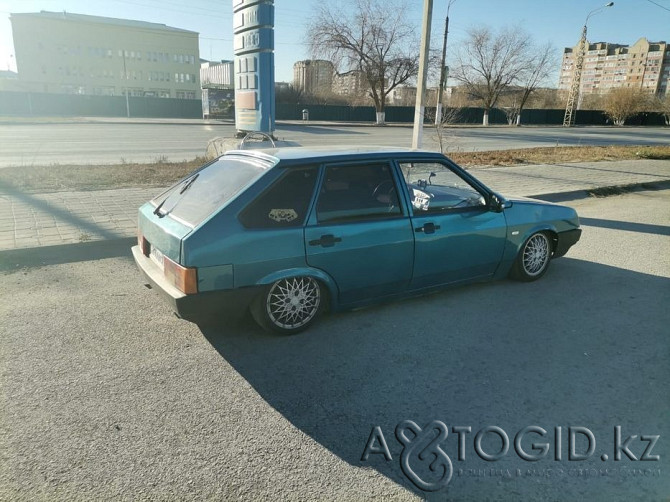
[251,276,323,334]
[509,231,552,282]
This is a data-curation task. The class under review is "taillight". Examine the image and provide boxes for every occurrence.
[164,258,198,294]
[137,230,149,256]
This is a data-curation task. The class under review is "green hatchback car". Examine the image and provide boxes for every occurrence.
[132,147,581,334]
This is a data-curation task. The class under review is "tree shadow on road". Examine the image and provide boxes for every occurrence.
[278,125,368,135]
[580,217,670,236]
[199,259,670,500]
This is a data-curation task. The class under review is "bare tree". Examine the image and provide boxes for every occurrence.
[530,88,563,109]
[653,94,670,126]
[602,88,647,126]
[452,26,548,126]
[276,84,306,105]
[500,43,555,126]
[579,93,605,111]
[307,0,420,125]
[425,106,463,153]
[499,90,525,126]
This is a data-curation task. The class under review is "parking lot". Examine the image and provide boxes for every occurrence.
[1,189,668,500]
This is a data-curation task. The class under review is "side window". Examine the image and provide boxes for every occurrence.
[316,163,402,223]
[399,162,486,213]
[239,168,317,228]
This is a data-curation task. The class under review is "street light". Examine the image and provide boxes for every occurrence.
[435,0,456,125]
[586,2,614,25]
[563,2,614,127]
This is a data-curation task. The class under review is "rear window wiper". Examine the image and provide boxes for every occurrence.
[179,173,199,194]
[153,198,167,217]
[153,173,200,217]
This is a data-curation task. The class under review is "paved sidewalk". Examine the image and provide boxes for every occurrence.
[0,159,668,252]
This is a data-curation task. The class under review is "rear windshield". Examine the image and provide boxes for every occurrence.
[152,155,274,226]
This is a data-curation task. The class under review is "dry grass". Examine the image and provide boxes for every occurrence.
[448,145,670,168]
[0,157,206,192]
[0,145,668,192]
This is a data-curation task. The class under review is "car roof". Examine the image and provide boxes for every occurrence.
[223,146,446,166]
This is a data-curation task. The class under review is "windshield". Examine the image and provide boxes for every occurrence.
[152,155,274,226]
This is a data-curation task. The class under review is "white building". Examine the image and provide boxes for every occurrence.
[10,11,201,99]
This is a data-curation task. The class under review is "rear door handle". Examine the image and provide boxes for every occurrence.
[415,222,440,234]
[309,234,342,247]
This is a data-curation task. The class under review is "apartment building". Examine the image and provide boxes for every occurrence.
[558,37,670,96]
[10,11,201,98]
[293,60,334,94]
[332,70,367,97]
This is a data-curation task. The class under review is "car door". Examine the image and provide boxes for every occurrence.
[304,161,414,305]
[399,160,507,289]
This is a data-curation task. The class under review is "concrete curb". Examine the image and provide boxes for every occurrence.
[530,179,670,203]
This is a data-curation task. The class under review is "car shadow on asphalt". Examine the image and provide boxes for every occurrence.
[198,259,670,500]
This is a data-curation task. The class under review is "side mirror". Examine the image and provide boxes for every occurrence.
[489,194,505,213]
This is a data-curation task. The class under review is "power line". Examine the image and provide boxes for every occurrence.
[645,0,670,12]
[109,0,229,19]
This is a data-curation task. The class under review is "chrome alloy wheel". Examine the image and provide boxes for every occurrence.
[266,277,321,330]
[522,233,551,277]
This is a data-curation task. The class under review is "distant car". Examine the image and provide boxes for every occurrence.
[132,147,581,334]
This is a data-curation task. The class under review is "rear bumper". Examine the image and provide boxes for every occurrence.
[131,245,261,324]
[554,228,582,258]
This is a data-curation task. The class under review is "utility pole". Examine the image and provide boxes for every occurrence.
[435,0,455,125]
[122,50,130,118]
[412,0,433,149]
[563,2,613,127]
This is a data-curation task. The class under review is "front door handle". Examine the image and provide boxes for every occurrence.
[309,234,342,247]
[415,222,441,234]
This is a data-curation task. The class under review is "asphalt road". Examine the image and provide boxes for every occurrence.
[0,122,669,167]
[1,189,669,501]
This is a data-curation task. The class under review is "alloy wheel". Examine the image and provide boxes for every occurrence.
[522,233,550,277]
[266,277,321,330]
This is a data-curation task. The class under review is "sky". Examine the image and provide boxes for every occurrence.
[0,0,669,85]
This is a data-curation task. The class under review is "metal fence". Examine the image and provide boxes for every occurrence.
[0,91,665,125]
[277,103,666,126]
[0,91,202,118]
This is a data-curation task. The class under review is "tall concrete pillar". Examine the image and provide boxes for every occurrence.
[233,0,275,134]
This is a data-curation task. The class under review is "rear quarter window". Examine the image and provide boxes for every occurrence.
[239,167,318,228]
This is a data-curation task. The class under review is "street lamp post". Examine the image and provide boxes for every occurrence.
[563,2,613,127]
[435,0,456,125]
[412,0,433,149]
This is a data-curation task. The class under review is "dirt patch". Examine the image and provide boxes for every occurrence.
[448,145,670,168]
[1,145,668,192]
[0,157,206,192]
